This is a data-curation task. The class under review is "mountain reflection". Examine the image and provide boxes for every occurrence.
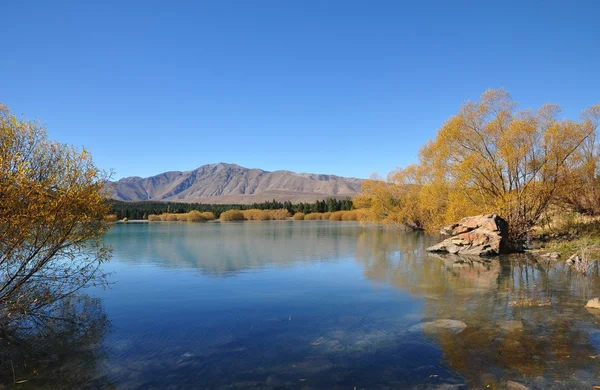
[355,228,600,388]
[105,222,370,275]
[102,223,600,388]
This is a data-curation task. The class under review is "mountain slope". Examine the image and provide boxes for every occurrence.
[109,163,364,204]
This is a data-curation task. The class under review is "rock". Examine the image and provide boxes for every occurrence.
[566,254,581,265]
[585,297,600,310]
[409,319,467,335]
[506,380,530,390]
[539,251,560,259]
[427,214,509,256]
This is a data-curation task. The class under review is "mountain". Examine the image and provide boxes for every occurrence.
[109,163,364,204]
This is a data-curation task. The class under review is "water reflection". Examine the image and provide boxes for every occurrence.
[106,222,368,275]
[355,228,600,388]
[0,296,112,389]
[93,223,600,388]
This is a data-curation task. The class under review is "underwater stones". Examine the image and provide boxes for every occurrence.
[506,380,530,390]
[427,214,509,256]
[410,319,468,335]
[585,297,600,309]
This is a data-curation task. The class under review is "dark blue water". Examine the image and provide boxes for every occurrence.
[11,222,600,389]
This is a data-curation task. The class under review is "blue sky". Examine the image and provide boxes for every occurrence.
[2,1,599,179]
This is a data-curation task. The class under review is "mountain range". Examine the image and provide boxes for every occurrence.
[109,163,365,204]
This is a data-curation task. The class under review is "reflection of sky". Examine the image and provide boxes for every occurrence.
[90,222,600,389]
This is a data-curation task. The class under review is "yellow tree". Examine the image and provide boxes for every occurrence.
[422,89,595,245]
[354,175,406,227]
[356,89,598,247]
[559,104,600,214]
[0,104,112,326]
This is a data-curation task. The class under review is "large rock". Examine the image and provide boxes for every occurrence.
[585,298,600,310]
[427,214,509,256]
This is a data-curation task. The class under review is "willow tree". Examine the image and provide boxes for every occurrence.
[0,104,111,327]
[559,104,600,214]
[356,89,597,247]
[423,89,595,245]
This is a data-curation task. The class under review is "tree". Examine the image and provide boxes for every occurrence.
[355,90,598,247]
[559,104,600,214]
[0,104,111,327]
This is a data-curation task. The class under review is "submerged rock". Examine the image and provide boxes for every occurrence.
[498,320,524,332]
[506,380,530,390]
[409,319,467,335]
[427,214,509,256]
[585,297,600,309]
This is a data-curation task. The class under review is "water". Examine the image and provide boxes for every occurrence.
[8,222,600,389]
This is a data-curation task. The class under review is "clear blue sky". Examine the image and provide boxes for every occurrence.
[2,1,599,179]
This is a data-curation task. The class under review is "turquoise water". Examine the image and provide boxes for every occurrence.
[11,222,600,388]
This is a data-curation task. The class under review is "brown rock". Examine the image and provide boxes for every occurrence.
[585,297,600,310]
[427,214,509,256]
[506,380,530,390]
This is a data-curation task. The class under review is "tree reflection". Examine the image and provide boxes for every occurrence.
[355,229,600,388]
[0,295,112,389]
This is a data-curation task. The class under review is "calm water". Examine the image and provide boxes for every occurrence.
[11,222,600,389]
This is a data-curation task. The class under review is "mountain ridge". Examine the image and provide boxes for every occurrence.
[109,163,365,204]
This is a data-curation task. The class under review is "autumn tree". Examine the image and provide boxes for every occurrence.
[559,104,600,214]
[0,104,111,327]
[356,89,598,247]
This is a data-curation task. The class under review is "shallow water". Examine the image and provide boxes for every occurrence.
[10,222,600,388]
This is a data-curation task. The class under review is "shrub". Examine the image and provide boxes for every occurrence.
[201,212,216,220]
[147,214,161,221]
[220,210,245,221]
[304,213,323,220]
[270,209,291,220]
[329,211,344,221]
[341,210,358,221]
[186,210,208,222]
[164,214,178,222]
[293,212,305,220]
[242,209,290,220]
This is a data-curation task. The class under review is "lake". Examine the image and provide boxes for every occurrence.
[18,222,600,388]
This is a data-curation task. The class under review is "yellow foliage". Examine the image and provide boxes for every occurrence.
[220,210,245,221]
[292,212,305,220]
[242,209,290,220]
[329,211,344,221]
[147,211,216,222]
[0,103,111,321]
[304,213,323,220]
[355,89,600,246]
[104,214,118,222]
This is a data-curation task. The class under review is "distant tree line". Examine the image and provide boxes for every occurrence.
[109,197,353,220]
